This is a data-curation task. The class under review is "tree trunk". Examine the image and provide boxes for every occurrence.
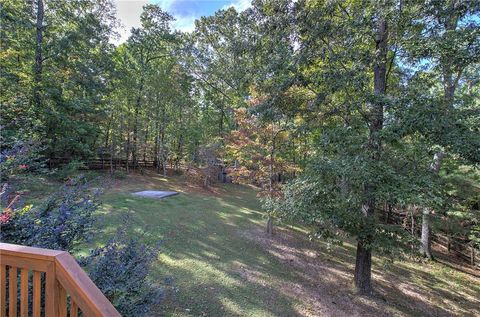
[219,105,225,137]
[132,105,139,170]
[154,102,160,171]
[125,133,130,174]
[420,151,444,259]
[143,125,148,163]
[420,9,461,260]
[266,217,274,236]
[385,203,391,224]
[104,111,114,149]
[471,245,475,266]
[354,241,372,294]
[176,134,183,171]
[266,127,277,235]
[33,0,44,110]
[411,211,415,235]
[160,126,166,177]
[203,175,209,188]
[154,129,159,170]
[110,135,115,175]
[420,208,433,259]
[156,95,167,176]
[354,17,388,295]
[132,79,144,169]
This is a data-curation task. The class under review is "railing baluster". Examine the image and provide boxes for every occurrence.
[70,300,78,317]
[20,269,28,317]
[8,266,17,317]
[57,282,67,317]
[45,264,57,317]
[0,265,6,317]
[1,243,121,317]
[33,271,41,317]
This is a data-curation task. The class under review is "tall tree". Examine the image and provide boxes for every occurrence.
[403,0,480,259]
[126,5,174,168]
[262,0,425,294]
[1,0,117,158]
[354,13,388,293]
[33,0,44,111]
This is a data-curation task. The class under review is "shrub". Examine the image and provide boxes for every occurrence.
[0,174,102,251]
[80,229,162,317]
[51,160,86,181]
[0,141,44,181]
[112,170,127,180]
[1,146,162,315]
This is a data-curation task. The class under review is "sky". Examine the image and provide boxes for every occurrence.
[113,0,251,44]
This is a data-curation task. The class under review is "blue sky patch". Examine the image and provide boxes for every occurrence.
[113,0,250,44]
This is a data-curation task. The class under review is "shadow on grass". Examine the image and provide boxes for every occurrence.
[90,175,479,317]
[93,182,303,316]
[376,261,480,316]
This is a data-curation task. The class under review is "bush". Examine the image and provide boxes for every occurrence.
[0,141,45,181]
[80,229,162,317]
[0,174,102,251]
[51,160,86,181]
[112,170,127,179]
[1,146,162,315]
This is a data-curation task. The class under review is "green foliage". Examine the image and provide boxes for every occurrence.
[50,160,86,181]
[0,175,101,251]
[264,152,421,259]
[0,0,117,158]
[0,141,44,181]
[257,0,479,267]
[112,169,127,179]
[81,228,162,317]
[439,164,480,246]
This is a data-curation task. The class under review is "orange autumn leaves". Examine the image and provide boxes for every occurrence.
[225,100,297,193]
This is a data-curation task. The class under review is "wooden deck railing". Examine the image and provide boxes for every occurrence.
[0,243,121,317]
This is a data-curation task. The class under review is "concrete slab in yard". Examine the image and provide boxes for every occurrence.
[132,190,179,199]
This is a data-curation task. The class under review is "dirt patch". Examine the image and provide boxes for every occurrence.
[238,226,480,317]
[237,227,388,316]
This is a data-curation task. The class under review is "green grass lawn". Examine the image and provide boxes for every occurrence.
[87,173,479,317]
[91,173,302,316]
[10,172,480,316]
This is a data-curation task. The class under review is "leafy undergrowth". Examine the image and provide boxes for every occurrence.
[13,172,479,316]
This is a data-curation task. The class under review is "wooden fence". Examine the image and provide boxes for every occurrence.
[48,157,161,171]
[433,234,479,267]
[385,209,479,267]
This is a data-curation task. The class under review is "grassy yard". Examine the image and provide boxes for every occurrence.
[12,172,480,316]
[84,172,479,317]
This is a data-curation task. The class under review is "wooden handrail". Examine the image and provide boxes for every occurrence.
[0,243,121,317]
